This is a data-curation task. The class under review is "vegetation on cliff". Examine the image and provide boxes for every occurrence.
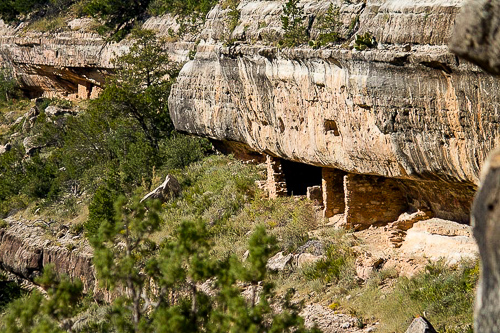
[0,8,479,333]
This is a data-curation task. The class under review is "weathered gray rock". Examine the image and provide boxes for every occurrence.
[296,253,324,267]
[355,252,385,280]
[266,252,293,271]
[0,219,95,293]
[471,147,500,333]
[45,105,77,117]
[23,135,42,156]
[400,218,478,265]
[0,142,11,155]
[405,317,437,333]
[141,175,181,203]
[449,0,500,75]
[22,106,39,132]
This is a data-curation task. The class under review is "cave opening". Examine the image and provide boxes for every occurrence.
[281,159,322,196]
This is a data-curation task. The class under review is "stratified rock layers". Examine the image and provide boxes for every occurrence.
[1,1,499,224]
[169,0,500,222]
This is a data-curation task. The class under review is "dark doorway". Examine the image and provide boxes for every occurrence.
[281,159,322,196]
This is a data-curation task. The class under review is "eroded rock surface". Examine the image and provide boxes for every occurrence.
[168,0,500,224]
[449,0,500,75]
[0,15,193,99]
[0,219,96,294]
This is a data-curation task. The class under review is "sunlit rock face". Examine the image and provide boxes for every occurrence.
[0,16,193,99]
[1,1,499,224]
[169,0,500,224]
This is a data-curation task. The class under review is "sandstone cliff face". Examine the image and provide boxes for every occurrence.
[171,0,498,184]
[0,15,193,99]
[0,219,96,294]
[1,1,498,225]
[168,0,500,224]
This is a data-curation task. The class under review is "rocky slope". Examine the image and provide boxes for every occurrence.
[168,0,500,225]
[0,218,96,293]
[0,15,194,99]
[0,0,494,233]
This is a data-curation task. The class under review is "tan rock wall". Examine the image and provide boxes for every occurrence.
[344,174,408,229]
[322,168,346,218]
[0,15,193,98]
[0,221,95,294]
[266,155,287,199]
[168,0,500,225]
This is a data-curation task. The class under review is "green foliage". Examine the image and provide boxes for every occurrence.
[93,29,179,151]
[354,32,376,51]
[303,242,356,285]
[227,196,319,255]
[344,259,478,333]
[0,272,25,312]
[0,265,83,333]
[85,178,120,239]
[0,0,49,22]
[241,225,278,284]
[0,30,209,220]
[149,0,217,17]
[0,67,20,102]
[348,14,359,35]
[221,0,240,42]
[22,154,60,199]
[160,134,211,171]
[280,0,308,47]
[0,0,76,25]
[84,0,217,40]
[314,4,341,47]
[90,196,319,333]
[84,0,152,40]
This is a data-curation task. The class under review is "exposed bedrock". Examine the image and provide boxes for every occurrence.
[451,1,500,332]
[169,0,500,224]
[0,220,96,293]
[0,16,193,98]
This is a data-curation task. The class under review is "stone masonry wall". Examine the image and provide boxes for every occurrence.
[266,155,287,199]
[344,174,408,229]
[322,168,346,218]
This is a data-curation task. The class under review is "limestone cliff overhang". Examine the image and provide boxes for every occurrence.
[0,16,194,99]
[168,0,500,224]
[169,0,500,186]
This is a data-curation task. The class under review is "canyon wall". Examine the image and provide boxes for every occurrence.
[0,15,193,98]
[168,0,500,225]
[1,0,499,226]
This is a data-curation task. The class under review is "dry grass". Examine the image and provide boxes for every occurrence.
[342,259,478,333]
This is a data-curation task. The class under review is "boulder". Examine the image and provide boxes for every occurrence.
[296,253,324,267]
[45,105,76,117]
[140,175,181,203]
[355,252,385,280]
[22,106,39,132]
[266,252,293,271]
[400,219,478,265]
[296,240,327,257]
[405,317,437,333]
[0,142,11,155]
[23,135,43,156]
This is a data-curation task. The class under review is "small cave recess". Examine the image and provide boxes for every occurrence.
[281,159,322,196]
